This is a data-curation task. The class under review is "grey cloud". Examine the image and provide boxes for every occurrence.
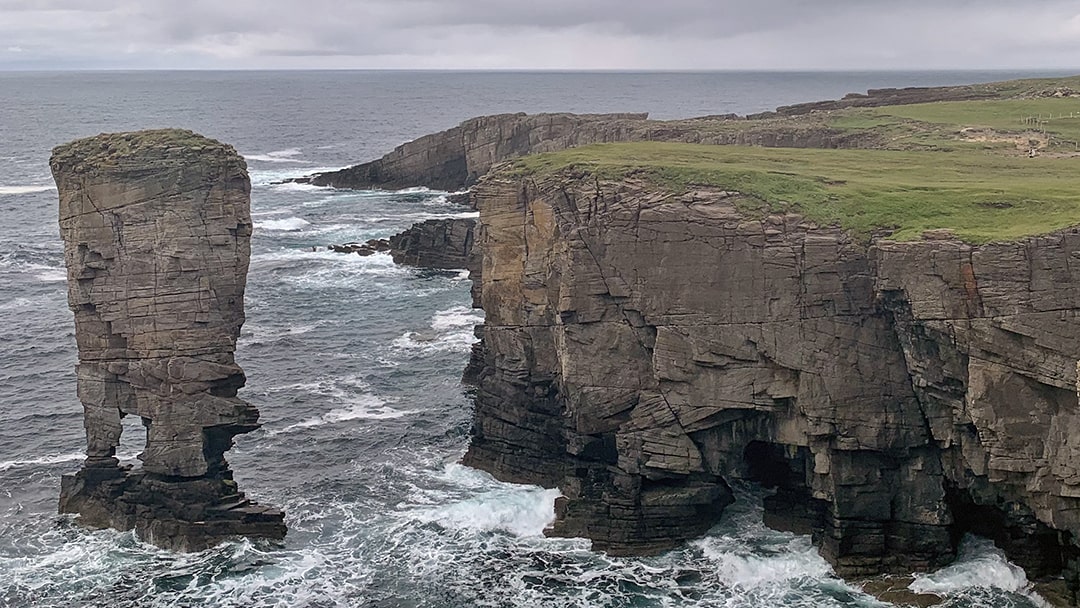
[1,0,1079,69]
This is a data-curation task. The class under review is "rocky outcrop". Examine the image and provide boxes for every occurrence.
[298,113,650,191]
[461,169,1080,591]
[389,218,478,272]
[52,129,286,551]
[293,112,884,192]
[756,84,1000,118]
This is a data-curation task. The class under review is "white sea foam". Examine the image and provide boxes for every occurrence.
[431,305,485,332]
[264,377,412,435]
[269,181,325,193]
[282,394,410,433]
[254,216,311,231]
[0,452,84,471]
[241,322,320,345]
[393,305,484,355]
[247,166,344,187]
[698,535,833,589]
[0,185,55,195]
[28,264,67,282]
[276,252,407,287]
[909,535,1049,605]
[404,464,560,538]
[243,148,308,164]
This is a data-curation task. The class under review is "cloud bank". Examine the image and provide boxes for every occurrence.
[2,0,1079,70]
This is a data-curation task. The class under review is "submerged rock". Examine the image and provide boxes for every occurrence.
[51,129,286,551]
[327,239,392,256]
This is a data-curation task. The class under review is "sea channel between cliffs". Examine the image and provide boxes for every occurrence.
[46,75,1080,607]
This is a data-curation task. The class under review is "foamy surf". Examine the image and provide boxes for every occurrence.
[410,482,561,538]
[247,166,345,186]
[244,148,308,164]
[263,377,413,435]
[393,305,484,355]
[910,535,1051,607]
[285,395,412,431]
[270,181,325,192]
[0,185,55,195]
[29,264,66,282]
[0,452,84,471]
[254,217,311,231]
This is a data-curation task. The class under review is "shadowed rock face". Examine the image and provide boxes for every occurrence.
[461,171,1080,588]
[299,112,652,191]
[52,129,285,551]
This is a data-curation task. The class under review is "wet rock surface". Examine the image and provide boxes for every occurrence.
[52,129,286,551]
[460,170,1080,596]
[388,218,479,274]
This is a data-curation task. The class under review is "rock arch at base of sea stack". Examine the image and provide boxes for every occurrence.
[51,129,285,551]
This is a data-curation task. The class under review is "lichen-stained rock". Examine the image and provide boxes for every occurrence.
[51,129,285,551]
[462,168,1080,587]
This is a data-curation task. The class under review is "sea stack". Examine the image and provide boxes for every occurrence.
[51,129,286,551]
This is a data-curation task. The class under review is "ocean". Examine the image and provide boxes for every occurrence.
[0,70,1067,607]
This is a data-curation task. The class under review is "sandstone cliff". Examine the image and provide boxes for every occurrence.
[460,169,1080,593]
[294,111,874,191]
[52,129,285,551]
[299,113,650,190]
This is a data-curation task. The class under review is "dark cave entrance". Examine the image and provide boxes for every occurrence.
[744,441,798,488]
[945,483,1075,581]
[742,440,825,536]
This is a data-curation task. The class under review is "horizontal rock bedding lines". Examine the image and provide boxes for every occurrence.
[456,169,1080,595]
[52,129,286,551]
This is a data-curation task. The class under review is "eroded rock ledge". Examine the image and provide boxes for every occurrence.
[52,129,286,551]
[460,171,1080,593]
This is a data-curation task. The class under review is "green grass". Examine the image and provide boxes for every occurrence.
[511,142,1080,243]
[830,98,1080,148]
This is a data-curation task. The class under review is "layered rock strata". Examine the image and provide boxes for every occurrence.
[388,218,479,273]
[299,113,649,190]
[52,129,286,551]
[294,112,877,192]
[461,170,1080,591]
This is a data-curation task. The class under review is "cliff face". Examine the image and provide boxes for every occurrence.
[52,129,285,551]
[298,112,871,191]
[461,171,1080,583]
[303,113,648,190]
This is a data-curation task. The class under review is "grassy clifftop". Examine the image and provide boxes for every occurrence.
[511,79,1080,243]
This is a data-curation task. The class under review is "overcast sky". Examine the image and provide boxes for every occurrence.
[2,0,1080,70]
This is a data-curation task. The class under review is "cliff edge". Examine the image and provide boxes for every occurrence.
[52,129,286,551]
[459,132,1080,598]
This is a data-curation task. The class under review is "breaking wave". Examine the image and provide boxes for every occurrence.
[254,217,310,231]
[0,452,84,471]
[243,148,309,163]
[910,536,1050,607]
[0,185,55,195]
[392,305,484,355]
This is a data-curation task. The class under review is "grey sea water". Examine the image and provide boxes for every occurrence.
[0,70,1068,607]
